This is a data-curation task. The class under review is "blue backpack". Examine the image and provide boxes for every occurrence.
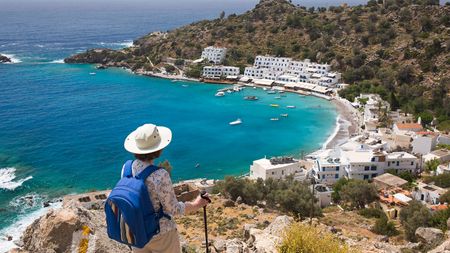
[105,160,170,248]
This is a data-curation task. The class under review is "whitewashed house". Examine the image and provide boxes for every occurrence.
[412,132,438,155]
[249,157,307,181]
[412,182,446,205]
[202,66,240,78]
[393,123,423,135]
[201,46,227,64]
[313,184,333,208]
[385,152,418,174]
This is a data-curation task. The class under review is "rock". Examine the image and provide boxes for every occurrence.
[7,235,13,241]
[213,238,227,252]
[222,199,236,207]
[248,228,279,253]
[264,215,293,236]
[243,224,257,240]
[43,201,50,208]
[226,239,247,253]
[415,227,444,247]
[447,217,450,230]
[21,209,81,253]
[245,213,255,219]
[0,54,11,63]
[235,196,243,204]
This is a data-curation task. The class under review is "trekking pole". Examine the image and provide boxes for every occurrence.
[200,191,211,253]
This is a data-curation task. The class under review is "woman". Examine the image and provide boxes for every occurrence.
[124,123,209,253]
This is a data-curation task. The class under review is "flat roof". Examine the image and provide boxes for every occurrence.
[432,149,450,157]
[395,123,423,130]
[373,173,408,187]
[387,152,417,159]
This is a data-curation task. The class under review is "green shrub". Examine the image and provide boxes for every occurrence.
[358,208,387,219]
[279,223,352,253]
[372,217,398,236]
[400,200,432,241]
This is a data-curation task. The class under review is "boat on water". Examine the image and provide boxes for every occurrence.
[95,64,107,70]
[227,90,233,94]
[229,118,242,125]
[280,113,288,117]
[262,87,268,91]
[286,105,296,109]
[195,163,200,168]
[278,90,285,93]
[270,118,279,121]
[274,96,281,99]
[244,96,258,101]
[89,72,96,75]
[270,104,279,107]
[182,84,189,87]
[267,90,276,94]
[215,91,225,97]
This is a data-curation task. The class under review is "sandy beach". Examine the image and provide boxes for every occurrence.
[325,97,362,149]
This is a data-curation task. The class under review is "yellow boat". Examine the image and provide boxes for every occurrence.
[270,104,279,107]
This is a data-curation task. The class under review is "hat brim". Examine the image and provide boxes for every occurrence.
[124,126,172,154]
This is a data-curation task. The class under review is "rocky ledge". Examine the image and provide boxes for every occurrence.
[0,54,12,63]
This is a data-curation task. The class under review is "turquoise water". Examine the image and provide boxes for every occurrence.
[0,0,336,240]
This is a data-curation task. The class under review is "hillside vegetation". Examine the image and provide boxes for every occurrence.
[65,0,450,128]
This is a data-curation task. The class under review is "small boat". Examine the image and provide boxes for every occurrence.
[275,96,281,99]
[244,96,258,101]
[95,64,107,69]
[278,90,285,93]
[262,87,267,91]
[286,105,296,109]
[182,84,189,87]
[280,113,289,117]
[229,118,242,125]
[215,91,225,97]
[267,90,276,94]
[270,118,279,121]
[171,80,178,83]
[270,104,279,107]
[195,163,200,168]
[227,90,233,94]
[89,72,96,75]
[253,87,257,89]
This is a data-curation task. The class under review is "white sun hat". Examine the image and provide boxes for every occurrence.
[124,124,172,154]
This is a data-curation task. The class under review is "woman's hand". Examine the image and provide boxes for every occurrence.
[193,194,210,209]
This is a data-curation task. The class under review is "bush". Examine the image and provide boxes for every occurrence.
[279,223,351,253]
[358,208,387,219]
[400,200,431,241]
[373,217,398,236]
[340,180,379,209]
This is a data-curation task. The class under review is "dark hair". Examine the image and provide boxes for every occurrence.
[134,150,162,161]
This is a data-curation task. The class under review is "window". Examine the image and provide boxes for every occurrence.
[272,172,275,175]
[372,173,378,178]
[371,157,375,162]
[411,161,414,166]
[335,174,339,179]
[388,161,391,166]
[397,161,400,166]
[336,166,339,171]
[371,165,377,171]
[364,175,369,180]
[364,166,370,171]
[282,170,284,175]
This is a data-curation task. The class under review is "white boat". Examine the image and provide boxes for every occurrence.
[286,105,296,109]
[182,84,189,87]
[263,87,268,91]
[227,90,233,94]
[275,96,281,99]
[270,118,279,121]
[280,113,288,117]
[267,90,276,94]
[278,90,285,93]
[215,91,225,97]
[89,72,96,75]
[229,118,242,125]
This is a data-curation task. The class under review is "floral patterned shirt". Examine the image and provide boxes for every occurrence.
[121,159,185,237]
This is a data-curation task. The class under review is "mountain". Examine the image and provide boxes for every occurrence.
[65,0,450,129]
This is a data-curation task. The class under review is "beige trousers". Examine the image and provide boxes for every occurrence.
[133,229,181,253]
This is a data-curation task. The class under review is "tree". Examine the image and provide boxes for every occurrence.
[340,180,378,209]
[219,11,225,20]
[373,217,398,236]
[418,111,433,126]
[439,190,450,204]
[425,159,440,173]
[397,65,415,84]
[400,200,432,241]
[331,178,350,203]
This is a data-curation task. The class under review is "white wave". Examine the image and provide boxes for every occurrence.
[0,168,32,191]
[1,54,22,64]
[0,201,62,253]
[322,115,348,150]
[35,44,45,48]
[50,59,64,64]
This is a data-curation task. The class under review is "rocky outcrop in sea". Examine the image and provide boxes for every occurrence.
[0,54,12,63]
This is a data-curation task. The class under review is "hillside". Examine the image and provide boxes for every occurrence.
[65,0,450,128]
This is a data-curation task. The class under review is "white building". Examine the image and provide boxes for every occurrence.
[201,46,227,64]
[313,184,333,208]
[412,132,438,155]
[244,56,340,88]
[412,182,446,205]
[310,147,418,185]
[202,66,240,78]
[249,157,307,181]
[355,94,390,131]
[437,164,450,175]
[393,123,423,135]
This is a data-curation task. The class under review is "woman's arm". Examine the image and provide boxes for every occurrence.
[156,170,209,216]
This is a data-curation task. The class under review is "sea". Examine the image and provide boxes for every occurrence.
[0,0,357,250]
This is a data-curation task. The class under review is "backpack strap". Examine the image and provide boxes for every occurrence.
[135,165,160,180]
[121,160,134,178]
